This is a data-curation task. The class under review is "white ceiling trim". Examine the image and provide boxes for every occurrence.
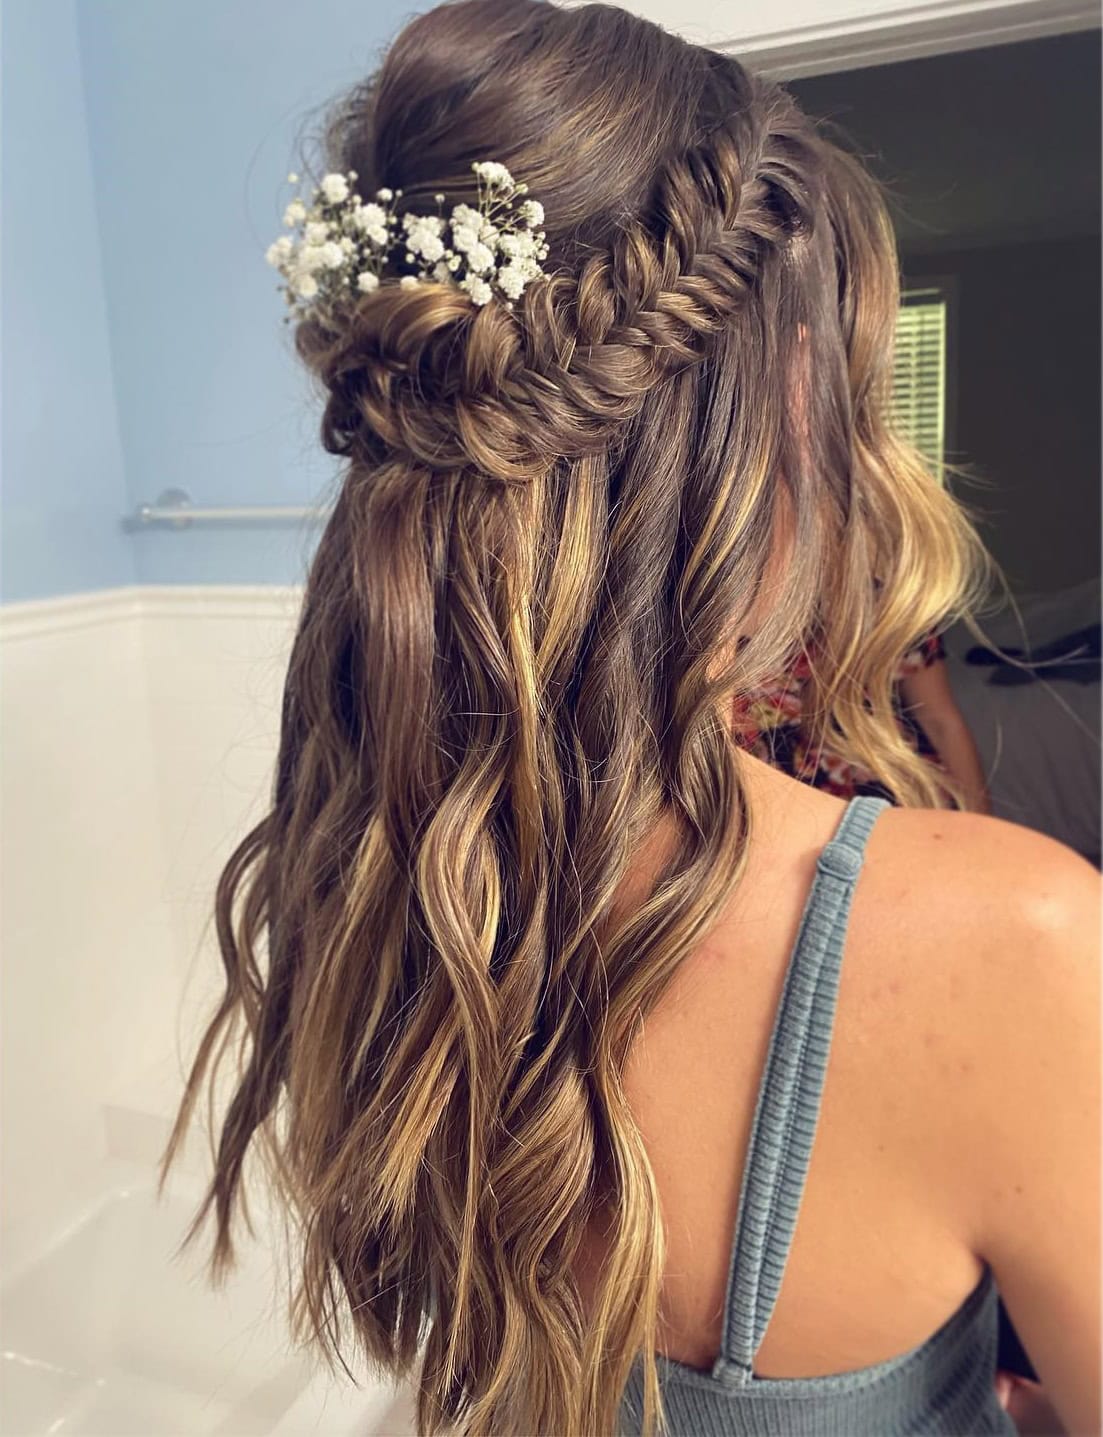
[579,0,1101,79]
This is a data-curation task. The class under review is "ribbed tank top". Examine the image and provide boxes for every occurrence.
[619,794,1016,1436]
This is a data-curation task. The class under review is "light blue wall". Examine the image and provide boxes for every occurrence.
[2,0,419,601]
[2,0,136,601]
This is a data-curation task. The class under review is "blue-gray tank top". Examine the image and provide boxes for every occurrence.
[619,794,1017,1435]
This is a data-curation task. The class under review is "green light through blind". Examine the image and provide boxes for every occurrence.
[893,291,947,481]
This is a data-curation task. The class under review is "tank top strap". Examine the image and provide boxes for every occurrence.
[712,793,892,1386]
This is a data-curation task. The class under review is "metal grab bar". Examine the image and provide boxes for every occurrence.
[128,488,331,528]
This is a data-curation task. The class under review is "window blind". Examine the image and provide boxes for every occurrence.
[892,291,947,480]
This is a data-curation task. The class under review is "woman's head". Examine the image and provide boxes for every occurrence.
[165,5,989,1435]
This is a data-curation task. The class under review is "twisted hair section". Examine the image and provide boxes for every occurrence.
[162,4,992,1435]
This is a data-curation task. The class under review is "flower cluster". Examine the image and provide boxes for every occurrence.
[265,161,549,319]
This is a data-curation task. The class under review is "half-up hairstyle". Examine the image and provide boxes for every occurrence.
[162,3,991,1434]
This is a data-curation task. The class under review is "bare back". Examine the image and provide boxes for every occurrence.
[575,751,1101,1432]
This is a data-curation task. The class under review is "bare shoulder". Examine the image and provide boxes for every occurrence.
[858,803,1101,1081]
[846,803,1101,1224]
[859,805,1101,1434]
[865,803,1100,933]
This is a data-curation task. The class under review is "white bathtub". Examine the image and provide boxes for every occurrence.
[0,1168,421,1436]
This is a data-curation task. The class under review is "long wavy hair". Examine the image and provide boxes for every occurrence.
[162,4,992,1433]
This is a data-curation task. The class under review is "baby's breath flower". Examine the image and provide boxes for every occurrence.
[320,172,350,204]
[473,160,513,189]
[460,274,493,305]
[287,171,299,184]
[498,230,538,260]
[353,202,387,231]
[402,212,444,236]
[496,264,527,300]
[403,213,447,264]
[466,241,495,275]
[267,158,548,317]
[265,235,293,267]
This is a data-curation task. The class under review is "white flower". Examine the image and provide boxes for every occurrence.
[460,274,493,305]
[473,161,513,189]
[353,202,388,232]
[320,172,350,204]
[265,236,293,267]
[403,212,444,236]
[498,230,537,260]
[466,241,495,274]
[403,215,446,263]
[267,155,547,313]
[496,264,528,300]
[287,171,300,184]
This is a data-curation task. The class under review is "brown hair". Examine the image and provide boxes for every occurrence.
[163,4,990,1433]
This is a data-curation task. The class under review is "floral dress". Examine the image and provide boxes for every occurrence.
[733,633,947,801]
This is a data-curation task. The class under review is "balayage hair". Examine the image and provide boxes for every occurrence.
[162,3,993,1434]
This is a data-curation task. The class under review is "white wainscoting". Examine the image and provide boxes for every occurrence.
[0,586,303,1250]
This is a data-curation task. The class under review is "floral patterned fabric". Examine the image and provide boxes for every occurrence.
[733,632,947,801]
